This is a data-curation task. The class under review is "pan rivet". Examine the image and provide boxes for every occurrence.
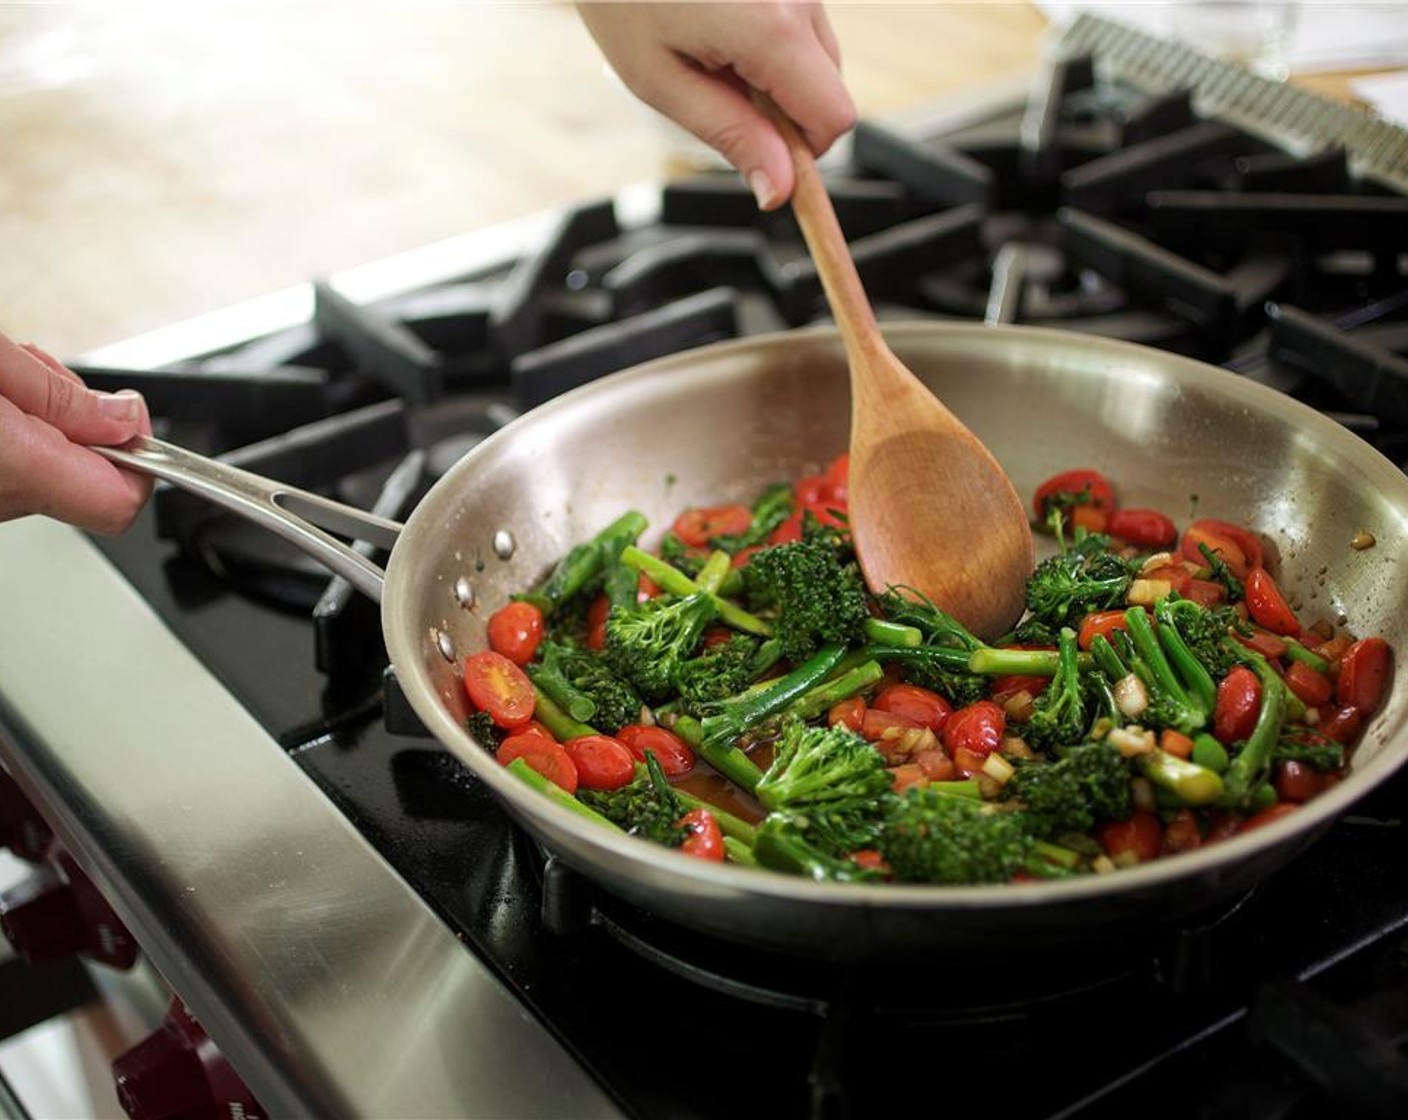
[436,630,456,662]
[453,576,475,609]
[493,530,516,560]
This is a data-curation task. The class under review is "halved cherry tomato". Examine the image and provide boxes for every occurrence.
[1107,508,1178,550]
[487,601,545,666]
[1232,627,1287,660]
[940,700,1006,758]
[794,475,827,507]
[638,571,664,601]
[990,673,1050,703]
[1213,665,1261,745]
[1143,563,1193,598]
[615,725,695,777]
[823,453,849,503]
[1317,704,1364,744]
[801,500,848,532]
[1275,760,1332,803]
[1284,661,1333,707]
[678,808,725,861]
[768,509,804,545]
[463,650,537,728]
[673,504,752,548]
[1337,637,1392,714]
[871,683,952,733]
[827,696,866,733]
[585,595,610,651]
[913,748,956,781]
[497,734,578,794]
[1069,505,1108,533]
[1185,579,1228,608]
[1180,519,1265,580]
[951,746,989,777]
[730,545,764,569]
[1078,610,1130,651]
[1245,568,1300,636]
[1033,468,1116,520]
[1240,802,1300,832]
[889,764,928,792]
[1096,811,1163,863]
[563,735,636,790]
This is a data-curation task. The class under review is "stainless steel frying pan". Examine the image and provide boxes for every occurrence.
[99,322,1408,964]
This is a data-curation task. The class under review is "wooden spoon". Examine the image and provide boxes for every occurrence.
[763,100,1034,640]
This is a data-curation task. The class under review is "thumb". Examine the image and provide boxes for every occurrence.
[0,334,146,446]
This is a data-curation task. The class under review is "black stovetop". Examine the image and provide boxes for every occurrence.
[85,31,1408,1119]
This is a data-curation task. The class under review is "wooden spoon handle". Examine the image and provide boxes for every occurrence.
[755,96,880,364]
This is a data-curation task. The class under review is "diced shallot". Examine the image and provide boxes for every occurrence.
[1112,673,1149,719]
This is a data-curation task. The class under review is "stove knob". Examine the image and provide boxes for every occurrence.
[0,764,53,862]
[113,999,267,1120]
[0,844,138,969]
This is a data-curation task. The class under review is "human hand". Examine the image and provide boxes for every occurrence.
[577,1,857,210]
[0,333,152,534]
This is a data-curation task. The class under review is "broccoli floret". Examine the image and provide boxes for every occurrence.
[880,788,1036,884]
[521,511,649,618]
[1156,595,1239,680]
[873,587,990,704]
[1196,541,1245,603]
[528,641,643,733]
[711,482,795,553]
[1089,607,1214,736]
[755,719,893,814]
[1004,740,1131,836]
[743,521,870,663]
[674,634,767,714]
[751,812,886,882]
[1021,627,1090,750]
[465,710,502,751]
[604,591,717,702]
[578,753,688,847]
[1272,731,1345,772]
[1024,548,1136,631]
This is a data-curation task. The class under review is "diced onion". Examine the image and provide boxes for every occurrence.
[1130,776,1157,812]
[1139,552,1176,574]
[982,753,1015,785]
[1107,725,1156,757]
[1001,690,1036,722]
[1112,673,1148,719]
[1092,855,1117,875]
[1002,736,1036,760]
[1127,578,1173,606]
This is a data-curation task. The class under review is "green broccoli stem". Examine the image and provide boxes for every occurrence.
[783,660,885,723]
[967,646,1064,676]
[1030,839,1082,870]
[723,836,757,865]
[697,643,848,791]
[1088,633,1128,683]
[525,662,597,724]
[1282,636,1330,673]
[1124,606,1207,732]
[1223,655,1288,806]
[674,789,758,846]
[520,511,649,615]
[1136,748,1225,806]
[1153,598,1219,716]
[620,545,772,637]
[531,685,598,741]
[671,712,764,792]
[505,758,622,830]
[695,550,733,595]
[863,618,923,648]
[930,778,982,799]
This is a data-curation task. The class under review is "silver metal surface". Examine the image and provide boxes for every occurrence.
[0,519,619,1119]
[376,322,1408,960]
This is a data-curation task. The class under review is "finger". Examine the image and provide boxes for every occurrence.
[739,32,856,159]
[20,342,83,385]
[810,5,843,69]
[0,398,152,535]
[0,332,147,446]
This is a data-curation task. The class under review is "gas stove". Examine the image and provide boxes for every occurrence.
[2,14,1408,1119]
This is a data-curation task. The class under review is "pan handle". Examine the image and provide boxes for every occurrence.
[93,435,404,603]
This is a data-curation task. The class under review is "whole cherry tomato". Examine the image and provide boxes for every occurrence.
[563,735,636,790]
[487,601,545,666]
[1107,508,1177,550]
[463,651,537,728]
[940,700,1006,758]
[614,725,695,777]
[678,808,725,861]
[1213,665,1261,745]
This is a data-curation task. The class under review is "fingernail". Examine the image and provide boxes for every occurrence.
[95,389,143,423]
[747,169,780,211]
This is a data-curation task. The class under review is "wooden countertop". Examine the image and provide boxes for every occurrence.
[0,2,1378,359]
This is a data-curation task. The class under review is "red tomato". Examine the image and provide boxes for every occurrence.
[678,808,725,861]
[860,708,923,740]
[1213,665,1261,745]
[1284,661,1333,707]
[1069,505,1109,534]
[940,700,1006,758]
[638,571,664,601]
[890,764,928,792]
[849,848,889,874]
[1033,469,1116,520]
[990,673,1050,703]
[1096,811,1163,863]
[794,475,827,506]
[615,725,695,777]
[1185,579,1228,608]
[914,748,956,781]
[1179,519,1265,580]
[1337,637,1392,714]
[801,500,848,532]
[1107,508,1177,549]
[1233,627,1288,661]
[463,651,537,728]
[872,683,952,733]
[768,509,804,545]
[1275,760,1331,803]
[730,545,764,569]
[585,595,610,651]
[1245,569,1300,636]
[1317,704,1364,744]
[563,735,636,790]
[823,453,849,503]
[1240,802,1300,832]
[1078,610,1130,651]
[497,735,578,794]
[951,746,988,777]
[1143,563,1194,599]
[487,601,545,666]
[673,504,752,548]
[827,696,866,733]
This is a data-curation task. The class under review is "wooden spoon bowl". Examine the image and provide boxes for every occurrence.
[764,101,1034,640]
